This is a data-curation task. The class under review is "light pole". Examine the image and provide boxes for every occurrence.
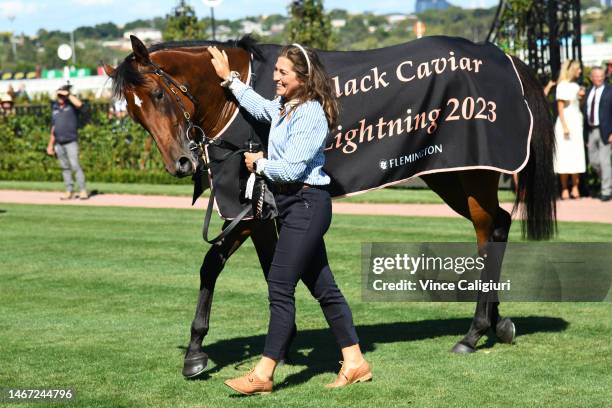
[70,30,77,66]
[7,15,17,59]
[202,0,223,41]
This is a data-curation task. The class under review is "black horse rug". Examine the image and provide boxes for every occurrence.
[203,36,533,219]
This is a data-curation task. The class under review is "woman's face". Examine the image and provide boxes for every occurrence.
[571,64,582,79]
[273,56,302,100]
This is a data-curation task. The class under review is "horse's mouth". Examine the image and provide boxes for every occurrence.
[174,153,198,178]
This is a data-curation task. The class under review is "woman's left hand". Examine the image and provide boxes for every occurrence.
[244,152,264,173]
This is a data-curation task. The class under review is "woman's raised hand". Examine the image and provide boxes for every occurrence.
[208,46,231,80]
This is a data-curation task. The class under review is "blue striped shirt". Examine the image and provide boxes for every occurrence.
[229,80,331,185]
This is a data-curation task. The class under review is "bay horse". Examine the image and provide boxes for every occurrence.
[104,35,556,378]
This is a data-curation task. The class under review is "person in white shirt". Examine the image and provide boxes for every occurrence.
[553,60,586,199]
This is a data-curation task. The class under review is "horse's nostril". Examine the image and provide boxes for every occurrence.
[176,156,193,175]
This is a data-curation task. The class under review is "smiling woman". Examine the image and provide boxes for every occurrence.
[208,44,371,395]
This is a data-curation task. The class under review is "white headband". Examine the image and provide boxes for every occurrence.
[292,43,311,76]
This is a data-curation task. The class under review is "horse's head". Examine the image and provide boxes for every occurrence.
[105,35,259,178]
[104,36,203,177]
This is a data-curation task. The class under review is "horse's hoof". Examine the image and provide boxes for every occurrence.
[496,317,516,344]
[182,352,209,378]
[450,342,476,354]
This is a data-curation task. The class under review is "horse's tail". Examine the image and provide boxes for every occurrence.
[510,55,557,240]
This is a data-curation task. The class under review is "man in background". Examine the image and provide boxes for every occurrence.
[1,94,15,116]
[46,85,88,200]
[585,67,612,202]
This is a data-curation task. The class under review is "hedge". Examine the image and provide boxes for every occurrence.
[0,108,190,185]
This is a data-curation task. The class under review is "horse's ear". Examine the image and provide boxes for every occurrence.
[103,64,115,77]
[130,35,150,64]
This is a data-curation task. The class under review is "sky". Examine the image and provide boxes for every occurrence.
[0,0,500,36]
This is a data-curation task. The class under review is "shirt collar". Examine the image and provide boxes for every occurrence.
[279,98,300,119]
[281,98,299,110]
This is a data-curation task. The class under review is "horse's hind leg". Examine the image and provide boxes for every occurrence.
[182,219,254,378]
[451,170,515,353]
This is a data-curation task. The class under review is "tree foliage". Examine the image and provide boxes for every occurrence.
[162,1,206,41]
[286,0,333,50]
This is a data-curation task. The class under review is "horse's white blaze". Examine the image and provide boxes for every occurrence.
[134,93,143,107]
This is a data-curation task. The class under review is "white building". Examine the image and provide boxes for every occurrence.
[580,42,612,67]
[385,14,409,24]
[331,19,346,29]
[123,28,163,43]
[269,23,285,34]
[241,21,263,35]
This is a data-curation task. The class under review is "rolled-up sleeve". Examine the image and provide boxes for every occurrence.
[262,102,328,182]
[229,80,280,123]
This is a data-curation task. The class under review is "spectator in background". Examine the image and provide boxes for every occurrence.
[6,84,16,100]
[14,84,30,102]
[553,60,586,200]
[584,67,612,202]
[543,79,556,97]
[108,97,127,119]
[46,85,88,200]
[0,94,16,116]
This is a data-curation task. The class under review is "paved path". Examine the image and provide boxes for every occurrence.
[0,189,610,223]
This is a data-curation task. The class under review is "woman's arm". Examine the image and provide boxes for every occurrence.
[543,80,555,97]
[209,46,278,123]
[556,99,570,139]
[227,80,280,123]
[258,102,328,182]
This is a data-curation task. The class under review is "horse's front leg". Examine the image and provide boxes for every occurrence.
[182,219,255,378]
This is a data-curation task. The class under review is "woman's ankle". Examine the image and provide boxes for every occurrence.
[340,344,365,368]
[254,357,277,381]
[561,188,570,199]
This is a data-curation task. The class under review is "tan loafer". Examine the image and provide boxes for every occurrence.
[325,360,372,388]
[224,369,272,395]
[60,191,74,200]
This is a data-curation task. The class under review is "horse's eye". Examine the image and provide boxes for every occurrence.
[152,90,163,100]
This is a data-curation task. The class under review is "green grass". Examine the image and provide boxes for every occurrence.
[0,204,610,407]
[0,180,517,204]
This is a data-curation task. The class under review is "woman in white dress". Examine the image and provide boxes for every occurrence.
[554,59,586,199]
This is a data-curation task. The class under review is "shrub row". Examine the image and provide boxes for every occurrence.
[0,109,189,185]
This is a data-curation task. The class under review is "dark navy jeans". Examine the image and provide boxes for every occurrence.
[262,186,359,360]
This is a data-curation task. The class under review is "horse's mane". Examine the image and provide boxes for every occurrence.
[111,35,264,98]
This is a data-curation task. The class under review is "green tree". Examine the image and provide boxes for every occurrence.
[163,1,206,41]
[124,17,168,32]
[286,0,334,50]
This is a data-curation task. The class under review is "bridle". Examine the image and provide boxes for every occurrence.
[135,56,263,245]
[143,60,208,167]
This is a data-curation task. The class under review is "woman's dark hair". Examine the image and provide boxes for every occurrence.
[279,44,339,130]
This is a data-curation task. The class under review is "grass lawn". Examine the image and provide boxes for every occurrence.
[0,180,517,204]
[0,204,610,407]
